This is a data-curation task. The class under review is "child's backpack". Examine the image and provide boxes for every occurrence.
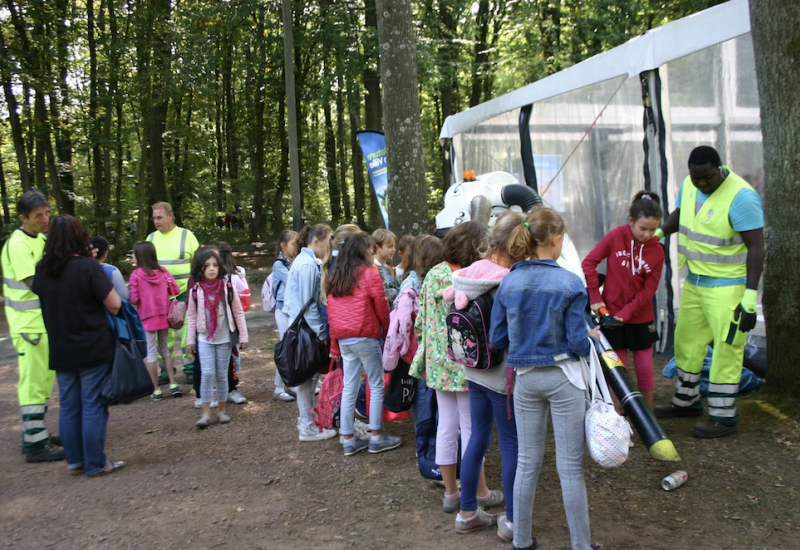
[446,293,503,370]
[262,258,290,313]
[261,273,278,313]
[312,360,343,429]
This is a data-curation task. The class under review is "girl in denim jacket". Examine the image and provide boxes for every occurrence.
[490,208,600,550]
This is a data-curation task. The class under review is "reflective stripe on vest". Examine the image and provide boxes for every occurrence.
[677,170,752,278]
[3,276,29,290]
[6,298,41,311]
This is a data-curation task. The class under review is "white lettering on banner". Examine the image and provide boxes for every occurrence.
[369,157,385,169]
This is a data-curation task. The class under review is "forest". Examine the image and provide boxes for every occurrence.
[0,0,726,252]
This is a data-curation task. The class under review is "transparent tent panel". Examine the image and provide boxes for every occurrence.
[449,32,762,308]
[665,33,762,199]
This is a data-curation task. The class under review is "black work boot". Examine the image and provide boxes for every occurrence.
[693,420,738,439]
[25,444,66,463]
[654,402,703,418]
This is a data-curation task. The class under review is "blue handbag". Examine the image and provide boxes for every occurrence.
[101,299,152,405]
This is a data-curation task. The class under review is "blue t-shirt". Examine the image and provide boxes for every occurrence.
[677,178,763,287]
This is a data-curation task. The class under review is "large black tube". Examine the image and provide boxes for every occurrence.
[501,184,543,213]
[587,313,681,462]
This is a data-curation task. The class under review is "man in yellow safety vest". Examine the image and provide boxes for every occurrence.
[147,202,200,386]
[2,190,65,462]
[654,146,764,438]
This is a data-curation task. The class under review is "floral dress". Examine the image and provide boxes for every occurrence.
[409,262,467,392]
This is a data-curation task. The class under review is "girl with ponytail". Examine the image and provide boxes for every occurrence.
[491,207,601,550]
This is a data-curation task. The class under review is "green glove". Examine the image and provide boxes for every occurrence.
[741,288,757,314]
[654,228,664,240]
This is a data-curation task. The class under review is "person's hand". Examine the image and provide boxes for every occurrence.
[91,247,98,259]
[614,316,624,323]
[590,302,606,314]
[735,289,758,333]
[588,326,601,339]
[239,342,248,350]
[330,352,340,362]
[654,228,665,240]
[321,338,330,346]
[187,344,195,355]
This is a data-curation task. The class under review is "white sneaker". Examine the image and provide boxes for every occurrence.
[298,427,337,442]
[194,398,218,409]
[339,419,371,444]
[228,390,247,404]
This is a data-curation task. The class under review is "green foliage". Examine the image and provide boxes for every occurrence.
[0,0,715,247]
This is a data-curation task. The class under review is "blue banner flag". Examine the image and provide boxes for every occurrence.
[357,130,389,228]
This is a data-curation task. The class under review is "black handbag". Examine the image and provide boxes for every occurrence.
[101,302,153,405]
[383,359,416,413]
[274,299,328,387]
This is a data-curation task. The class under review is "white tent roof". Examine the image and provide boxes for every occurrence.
[439,0,752,142]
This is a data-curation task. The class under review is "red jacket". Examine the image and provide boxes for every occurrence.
[327,266,391,355]
[582,224,665,324]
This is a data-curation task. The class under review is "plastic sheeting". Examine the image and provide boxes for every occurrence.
[449,32,762,289]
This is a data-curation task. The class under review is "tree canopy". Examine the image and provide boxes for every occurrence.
[0,0,724,251]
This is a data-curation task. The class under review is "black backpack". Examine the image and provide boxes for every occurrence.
[446,292,503,370]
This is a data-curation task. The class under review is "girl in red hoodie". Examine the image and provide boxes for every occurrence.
[129,241,181,400]
[327,232,400,456]
[582,191,665,409]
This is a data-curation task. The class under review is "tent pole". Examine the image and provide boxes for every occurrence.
[644,68,676,357]
[518,104,538,192]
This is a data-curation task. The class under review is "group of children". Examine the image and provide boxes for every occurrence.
[119,240,250,427]
[274,190,664,550]
[108,188,663,550]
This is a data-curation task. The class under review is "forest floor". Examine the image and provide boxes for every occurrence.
[1,296,799,550]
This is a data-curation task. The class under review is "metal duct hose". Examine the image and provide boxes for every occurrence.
[501,184,543,213]
[469,195,492,229]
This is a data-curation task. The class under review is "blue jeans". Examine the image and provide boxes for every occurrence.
[198,340,232,403]
[461,381,518,521]
[56,362,112,476]
[340,338,384,435]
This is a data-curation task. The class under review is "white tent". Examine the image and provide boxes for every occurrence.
[438,0,762,352]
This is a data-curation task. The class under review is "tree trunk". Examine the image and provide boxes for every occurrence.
[215,73,226,213]
[349,84,367,229]
[148,0,171,209]
[438,0,456,190]
[364,0,385,229]
[470,0,490,107]
[274,95,288,233]
[249,8,267,242]
[0,32,31,192]
[223,34,239,209]
[53,0,75,215]
[0,145,10,223]
[88,0,106,233]
[750,0,800,396]
[337,78,351,222]
[375,0,429,235]
[324,102,342,223]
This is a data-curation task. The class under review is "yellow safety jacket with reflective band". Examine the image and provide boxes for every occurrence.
[147,226,199,295]
[2,229,46,332]
[678,169,751,279]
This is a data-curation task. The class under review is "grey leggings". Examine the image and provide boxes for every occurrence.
[513,366,591,550]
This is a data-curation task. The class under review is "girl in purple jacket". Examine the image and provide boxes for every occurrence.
[129,241,181,400]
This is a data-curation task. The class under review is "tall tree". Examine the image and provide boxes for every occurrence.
[750,0,800,396]
[375,0,429,235]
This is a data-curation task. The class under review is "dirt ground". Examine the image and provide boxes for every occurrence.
[1,298,799,550]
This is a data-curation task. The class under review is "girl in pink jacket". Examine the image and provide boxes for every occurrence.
[129,242,181,401]
[186,248,249,428]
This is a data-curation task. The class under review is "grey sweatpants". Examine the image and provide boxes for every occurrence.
[513,366,592,550]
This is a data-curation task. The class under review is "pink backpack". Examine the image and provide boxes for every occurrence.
[311,361,343,430]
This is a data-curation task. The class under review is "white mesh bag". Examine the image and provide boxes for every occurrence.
[584,345,631,468]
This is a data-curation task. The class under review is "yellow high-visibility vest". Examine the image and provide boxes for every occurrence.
[677,169,752,278]
[2,229,46,333]
[147,227,199,295]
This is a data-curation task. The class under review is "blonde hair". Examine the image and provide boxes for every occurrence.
[488,211,526,259]
[507,207,566,263]
[372,228,397,248]
[321,224,361,304]
[151,201,173,216]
